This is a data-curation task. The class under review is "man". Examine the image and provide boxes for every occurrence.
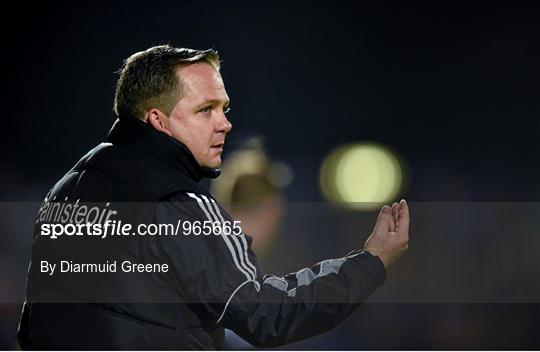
[210,140,288,257]
[18,45,409,349]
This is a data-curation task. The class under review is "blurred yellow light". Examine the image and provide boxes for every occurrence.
[320,143,403,210]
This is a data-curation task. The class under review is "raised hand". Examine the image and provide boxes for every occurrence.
[364,199,410,268]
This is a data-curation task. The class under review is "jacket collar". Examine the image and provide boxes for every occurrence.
[106,116,221,182]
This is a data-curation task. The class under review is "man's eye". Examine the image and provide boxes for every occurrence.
[200,106,212,113]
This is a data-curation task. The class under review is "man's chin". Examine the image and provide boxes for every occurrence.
[202,159,221,170]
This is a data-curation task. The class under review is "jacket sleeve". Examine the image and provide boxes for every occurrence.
[156,192,386,348]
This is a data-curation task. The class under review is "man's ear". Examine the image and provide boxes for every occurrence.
[146,109,172,137]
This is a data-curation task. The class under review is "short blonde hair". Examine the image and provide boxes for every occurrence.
[114,45,220,120]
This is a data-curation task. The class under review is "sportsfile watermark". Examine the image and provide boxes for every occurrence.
[2,201,540,303]
[40,220,243,239]
[36,198,242,239]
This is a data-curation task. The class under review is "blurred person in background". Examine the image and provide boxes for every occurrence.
[211,138,289,257]
[211,139,289,349]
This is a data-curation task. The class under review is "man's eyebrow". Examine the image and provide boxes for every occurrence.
[196,99,230,108]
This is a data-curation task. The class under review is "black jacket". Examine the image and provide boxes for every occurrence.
[18,117,387,350]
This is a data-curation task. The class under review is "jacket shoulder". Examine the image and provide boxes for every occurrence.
[49,143,207,202]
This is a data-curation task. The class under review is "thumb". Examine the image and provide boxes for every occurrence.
[373,205,393,235]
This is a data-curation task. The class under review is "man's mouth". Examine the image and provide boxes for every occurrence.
[211,143,224,150]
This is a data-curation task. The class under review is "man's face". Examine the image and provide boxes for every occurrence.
[166,62,232,169]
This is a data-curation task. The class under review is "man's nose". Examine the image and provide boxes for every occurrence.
[217,114,232,133]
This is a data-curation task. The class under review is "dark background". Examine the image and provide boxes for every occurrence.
[2,0,539,202]
[1,0,539,349]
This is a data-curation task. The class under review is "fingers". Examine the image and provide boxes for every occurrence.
[373,205,393,234]
[373,200,407,235]
[391,202,399,227]
[397,199,410,233]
